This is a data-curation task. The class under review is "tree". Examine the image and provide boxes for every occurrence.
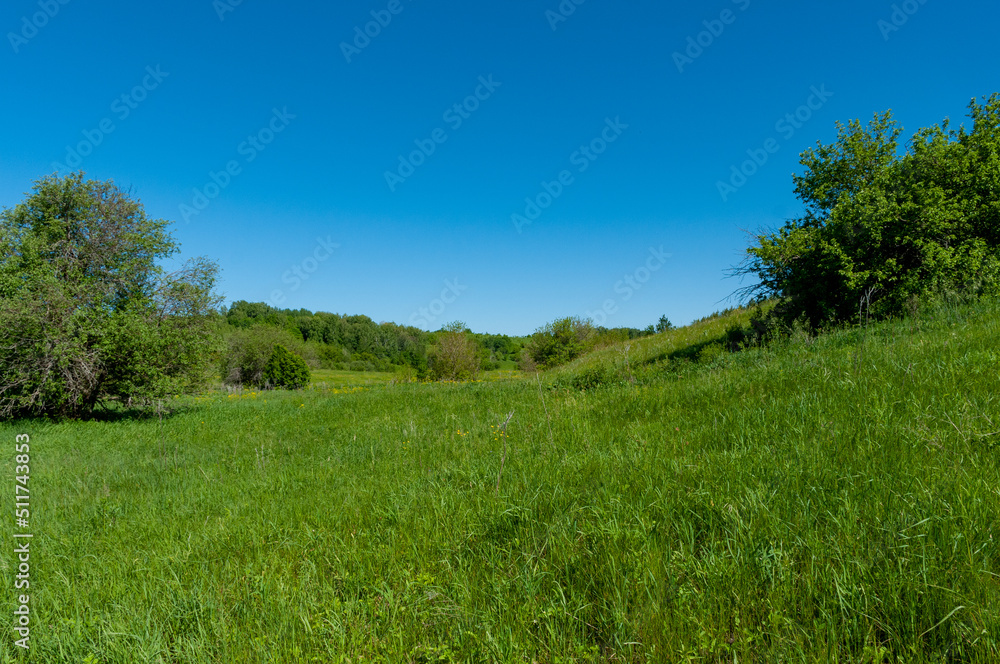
[0,173,221,418]
[525,317,595,369]
[220,326,308,388]
[429,322,480,381]
[737,95,1000,327]
[655,315,674,333]
[263,344,310,390]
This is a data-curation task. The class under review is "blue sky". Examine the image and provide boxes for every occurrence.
[2,0,997,335]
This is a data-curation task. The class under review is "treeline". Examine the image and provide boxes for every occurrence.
[222,301,519,377]
[220,301,667,379]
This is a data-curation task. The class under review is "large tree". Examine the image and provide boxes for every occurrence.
[738,94,1000,327]
[0,173,221,418]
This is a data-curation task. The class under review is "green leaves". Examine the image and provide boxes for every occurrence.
[263,344,311,390]
[741,94,1000,328]
[526,317,595,369]
[0,173,220,418]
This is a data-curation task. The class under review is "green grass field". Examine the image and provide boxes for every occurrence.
[2,301,999,662]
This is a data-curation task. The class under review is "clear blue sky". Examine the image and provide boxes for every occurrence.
[2,0,997,335]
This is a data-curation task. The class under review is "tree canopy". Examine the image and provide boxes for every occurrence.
[0,173,221,418]
[738,94,1000,327]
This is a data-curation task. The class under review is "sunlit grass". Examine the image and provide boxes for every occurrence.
[1,300,998,662]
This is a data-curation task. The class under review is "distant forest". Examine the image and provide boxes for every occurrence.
[222,300,662,377]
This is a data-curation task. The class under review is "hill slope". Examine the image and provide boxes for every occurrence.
[2,299,998,662]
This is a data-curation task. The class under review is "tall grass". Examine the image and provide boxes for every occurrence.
[1,300,998,662]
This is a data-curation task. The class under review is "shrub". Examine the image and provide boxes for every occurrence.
[696,342,725,364]
[429,322,481,381]
[220,327,306,387]
[526,317,595,369]
[569,365,616,390]
[738,96,1000,328]
[724,322,749,351]
[517,350,538,373]
[263,345,310,390]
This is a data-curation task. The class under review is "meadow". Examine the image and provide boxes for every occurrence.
[2,300,999,663]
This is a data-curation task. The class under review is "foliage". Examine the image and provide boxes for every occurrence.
[219,326,309,388]
[223,301,522,375]
[591,325,657,348]
[428,322,480,381]
[0,173,220,418]
[656,314,674,333]
[565,364,617,390]
[738,94,1000,328]
[525,316,595,368]
[263,344,310,390]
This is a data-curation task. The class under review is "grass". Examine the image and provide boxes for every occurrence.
[2,300,999,662]
[306,369,396,387]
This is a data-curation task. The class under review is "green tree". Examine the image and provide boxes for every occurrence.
[220,326,308,387]
[429,322,480,381]
[655,315,674,333]
[0,173,221,418]
[263,344,310,390]
[738,95,1000,327]
[526,317,595,369]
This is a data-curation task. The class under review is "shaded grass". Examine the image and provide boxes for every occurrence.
[1,300,999,662]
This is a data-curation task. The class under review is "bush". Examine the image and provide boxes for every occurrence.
[220,327,307,387]
[569,365,616,390]
[738,95,1000,328]
[429,323,481,381]
[517,350,538,373]
[526,317,595,369]
[263,345,310,390]
[696,342,725,364]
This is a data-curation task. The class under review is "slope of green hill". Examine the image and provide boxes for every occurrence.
[2,299,998,662]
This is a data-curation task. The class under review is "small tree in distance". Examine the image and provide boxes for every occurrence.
[429,322,480,381]
[525,317,595,369]
[263,344,310,390]
[656,315,674,333]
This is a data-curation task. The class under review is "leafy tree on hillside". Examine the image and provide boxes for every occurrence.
[526,317,595,369]
[656,315,674,333]
[0,173,221,418]
[738,95,1000,327]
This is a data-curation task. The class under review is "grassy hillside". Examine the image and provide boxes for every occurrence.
[547,306,760,384]
[2,300,999,662]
